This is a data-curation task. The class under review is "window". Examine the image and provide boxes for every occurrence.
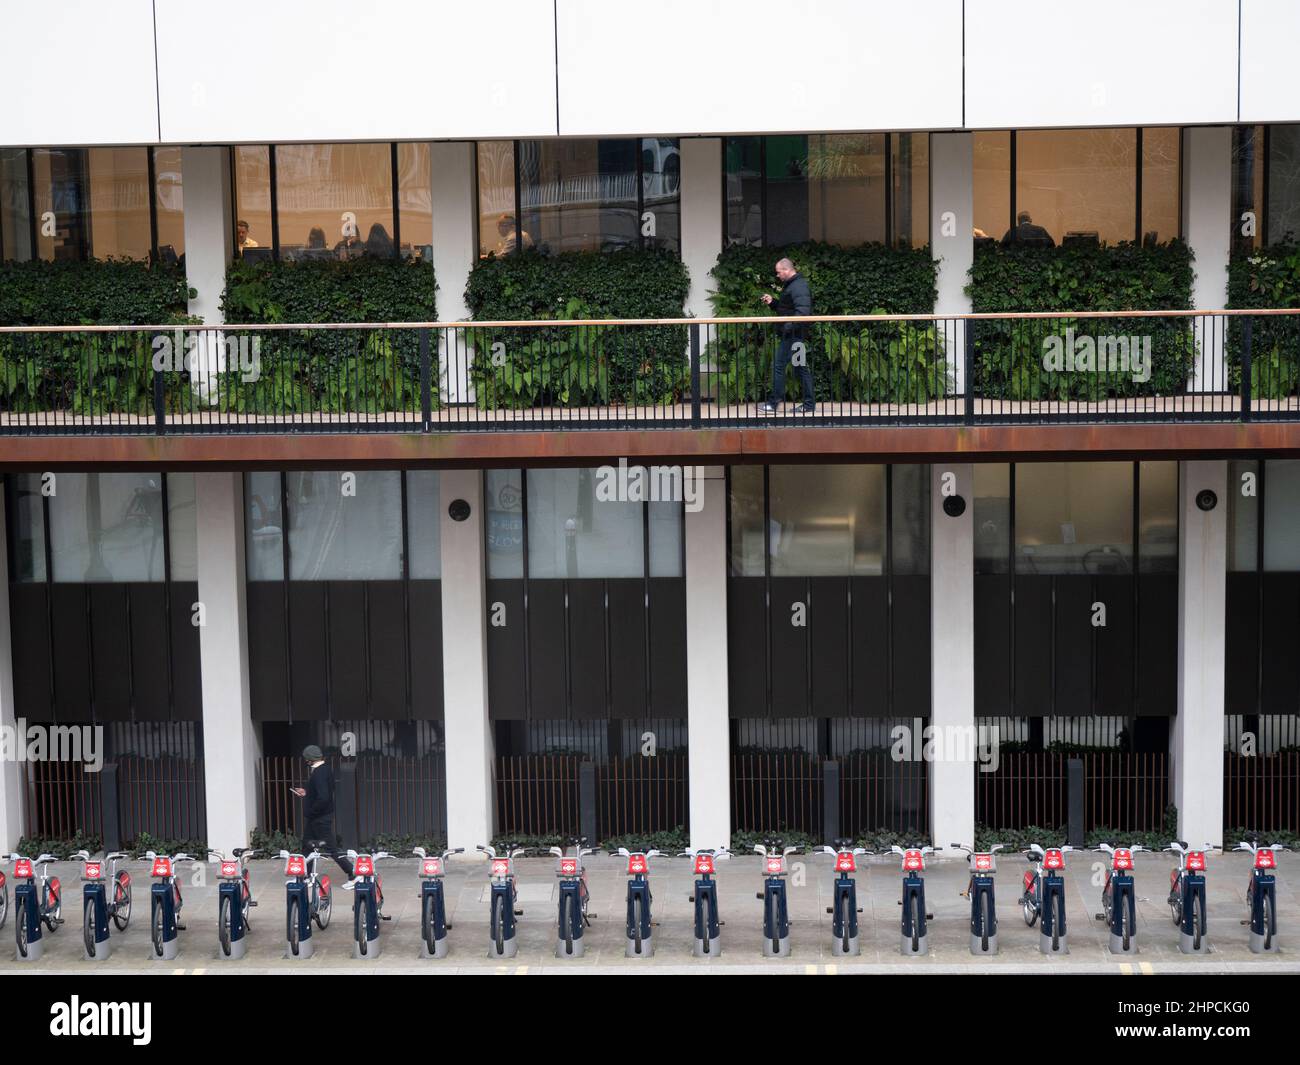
[1138,461,1178,572]
[1268,124,1300,245]
[1015,462,1133,574]
[975,128,1181,247]
[152,146,184,265]
[285,471,403,580]
[485,468,525,579]
[1,148,32,262]
[478,138,680,257]
[32,148,89,261]
[233,146,272,258]
[1262,460,1300,571]
[396,142,432,262]
[1228,459,1259,572]
[973,463,1011,574]
[726,133,928,249]
[86,147,152,261]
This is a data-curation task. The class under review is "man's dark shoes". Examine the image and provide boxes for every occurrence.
[799,401,816,414]
[757,401,778,416]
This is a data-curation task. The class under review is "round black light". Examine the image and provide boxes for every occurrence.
[942,494,967,518]
[1195,489,1218,512]
[448,498,472,522]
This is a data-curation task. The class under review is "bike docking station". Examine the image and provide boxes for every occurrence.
[80,858,114,962]
[214,851,255,962]
[683,847,728,957]
[348,852,392,960]
[415,847,459,960]
[11,855,56,963]
[283,853,317,960]
[1239,841,1284,955]
[1166,843,1212,956]
[955,844,1002,956]
[618,848,662,958]
[754,842,798,959]
[1095,844,1142,956]
[820,842,867,958]
[891,845,934,957]
[1021,844,1072,956]
[148,856,183,962]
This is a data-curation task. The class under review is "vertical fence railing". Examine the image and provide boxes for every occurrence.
[977,752,1168,833]
[837,752,930,837]
[731,752,823,836]
[22,758,104,843]
[1224,751,1300,833]
[494,754,582,839]
[116,753,207,844]
[595,752,689,840]
[353,752,447,842]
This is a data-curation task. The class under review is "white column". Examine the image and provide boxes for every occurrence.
[181,146,233,325]
[1173,460,1228,848]
[194,472,261,856]
[681,138,722,319]
[431,141,477,403]
[930,463,975,851]
[686,465,730,851]
[439,468,494,853]
[930,133,974,397]
[0,487,25,853]
[1182,127,1232,392]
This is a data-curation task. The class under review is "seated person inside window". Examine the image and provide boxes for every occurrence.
[1000,210,1056,248]
[496,213,534,256]
[364,222,394,258]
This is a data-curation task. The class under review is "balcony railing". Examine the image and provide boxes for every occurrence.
[1,309,1297,435]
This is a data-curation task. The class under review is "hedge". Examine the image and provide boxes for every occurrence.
[1227,244,1300,398]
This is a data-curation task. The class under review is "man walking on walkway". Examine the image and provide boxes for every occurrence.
[291,745,356,886]
[758,257,814,415]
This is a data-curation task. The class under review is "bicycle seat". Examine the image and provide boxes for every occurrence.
[308,839,328,849]
[233,847,248,857]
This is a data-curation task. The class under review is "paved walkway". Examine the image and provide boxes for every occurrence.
[3,851,1297,974]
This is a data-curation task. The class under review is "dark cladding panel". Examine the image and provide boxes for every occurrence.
[1053,576,1094,716]
[850,577,889,717]
[408,580,443,720]
[809,577,849,717]
[247,582,288,721]
[974,575,1011,716]
[891,574,932,717]
[608,579,648,720]
[1013,575,1052,715]
[9,584,52,720]
[527,579,567,719]
[648,578,687,717]
[127,583,169,722]
[1224,572,1260,716]
[89,584,131,720]
[567,580,607,721]
[366,580,408,719]
[1094,574,1135,715]
[169,581,202,721]
[728,578,767,718]
[288,582,328,720]
[51,584,91,722]
[768,577,809,717]
[486,579,525,721]
[1137,572,1177,716]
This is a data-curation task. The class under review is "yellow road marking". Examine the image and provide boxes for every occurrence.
[1120,962,1134,974]
[1138,961,1155,975]
[824,964,838,975]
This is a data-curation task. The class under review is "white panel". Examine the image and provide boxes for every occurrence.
[156,0,557,143]
[556,0,963,135]
[1240,0,1300,122]
[966,0,1238,129]
[0,1,159,145]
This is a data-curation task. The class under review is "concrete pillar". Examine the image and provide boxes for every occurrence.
[1182,127,1232,392]
[194,473,261,855]
[681,138,723,319]
[930,463,975,851]
[430,141,477,403]
[439,468,494,853]
[686,465,730,851]
[181,146,233,325]
[930,133,974,397]
[0,486,25,853]
[1172,460,1228,848]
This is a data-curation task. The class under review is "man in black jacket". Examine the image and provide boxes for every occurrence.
[758,258,814,415]
[291,745,355,883]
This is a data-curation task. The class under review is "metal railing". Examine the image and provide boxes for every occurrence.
[2,308,1297,434]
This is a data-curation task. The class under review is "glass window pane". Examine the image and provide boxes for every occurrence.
[32,148,89,261]
[245,472,284,581]
[1015,462,1133,574]
[891,464,930,574]
[8,473,46,581]
[1263,460,1300,571]
[1232,125,1265,256]
[87,147,150,260]
[153,147,184,265]
[234,146,272,258]
[477,140,519,258]
[49,473,166,582]
[167,473,198,582]
[397,142,432,262]
[287,471,402,580]
[1015,128,1137,247]
[729,465,765,576]
[648,498,682,577]
[1268,123,1300,245]
[973,131,1011,243]
[974,464,1011,575]
[1228,459,1259,572]
[1141,127,1180,244]
[724,136,762,247]
[520,139,640,254]
[527,468,644,578]
[769,465,886,576]
[1,148,33,262]
[275,143,394,261]
[893,132,929,249]
[1139,461,1178,572]
[641,138,680,253]
[406,470,441,579]
[764,135,810,245]
[485,469,524,578]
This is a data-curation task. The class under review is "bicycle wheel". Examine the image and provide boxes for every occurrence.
[1120,890,1132,952]
[0,883,8,931]
[909,893,921,953]
[1192,890,1203,951]
[355,899,368,957]
[1023,893,1038,927]
[315,885,331,930]
[112,875,131,931]
[219,895,232,957]
[151,900,164,957]
[1051,890,1064,952]
[840,892,852,954]
[288,896,301,957]
[83,899,97,958]
[43,882,59,929]
[16,901,29,958]
[980,890,992,952]
[1263,891,1274,952]
[633,895,644,955]
[492,893,505,955]
[560,893,574,956]
[423,893,438,956]
[768,892,780,955]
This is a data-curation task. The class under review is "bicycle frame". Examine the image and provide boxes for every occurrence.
[754,842,799,958]
[1095,843,1142,955]
[682,846,729,957]
[414,846,462,959]
[479,843,527,959]
[1238,840,1285,954]
[954,843,1004,956]
[552,838,596,959]
[617,847,664,958]
[1166,842,1213,955]
[891,844,934,956]
[8,853,60,962]
[1021,843,1072,954]
[820,842,869,957]
[76,850,130,961]
[281,847,330,959]
[347,850,394,959]
[212,848,258,961]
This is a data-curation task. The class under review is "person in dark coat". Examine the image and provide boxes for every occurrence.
[291,745,355,883]
[1000,210,1056,248]
[758,258,815,414]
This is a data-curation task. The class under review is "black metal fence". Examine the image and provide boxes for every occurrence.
[2,310,1297,434]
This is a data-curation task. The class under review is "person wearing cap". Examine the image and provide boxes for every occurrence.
[290,745,355,884]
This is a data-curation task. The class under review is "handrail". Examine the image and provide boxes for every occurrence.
[1,308,1298,333]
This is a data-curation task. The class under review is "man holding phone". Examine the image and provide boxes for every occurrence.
[290,745,356,886]
[757,258,814,415]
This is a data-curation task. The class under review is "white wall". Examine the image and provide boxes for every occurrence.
[556,0,963,135]
[965,0,1239,129]
[0,488,23,853]
[1240,0,1300,122]
[680,139,722,319]
[0,0,159,145]
[154,0,558,143]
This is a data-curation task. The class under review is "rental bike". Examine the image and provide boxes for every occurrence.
[890,844,935,956]
[478,842,528,958]
[550,837,597,958]
[147,851,198,960]
[1165,841,1213,954]
[280,843,333,958]
[1237,839,1286,953]
[1020,842,1073,953]
[211,848,258,960]
[819,840,869,957]
[681,846,729,956]
[616,846,665,957]
[7,852,62,961]
[414,846,462,959]
[74,850,131,960]
[754,840,800,958]
[346,849,395,958]
[954,843,1004,955]
[1094,842,1143,954]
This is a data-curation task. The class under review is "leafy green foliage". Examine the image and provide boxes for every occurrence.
[125,831,209,860]
[359,832,448,856]
[249,827,302,857]
[220,256,437,416]
[465,248,690,408]
[15,832,104,860]
[0,259,193,326]
[600,827,689,854]
[967,241,1196,400]
[1227,243,1300,399]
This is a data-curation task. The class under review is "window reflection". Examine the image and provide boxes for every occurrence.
[1015,463,1133,574]
[48,473,167,582]
[275,143,393,261]
[1269,124,1300,245]
[152,147,184,265]
[1,148,32,261]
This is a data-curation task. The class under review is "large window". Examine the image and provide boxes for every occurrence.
[233,142,432,262]
[974,128,1181,247]
[1233,124,1300,254]
[476,138,680,257]
[725,133,928,249]
[0,147,183,264]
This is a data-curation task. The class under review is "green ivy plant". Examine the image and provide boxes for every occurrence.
[1227,243,1300,399]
